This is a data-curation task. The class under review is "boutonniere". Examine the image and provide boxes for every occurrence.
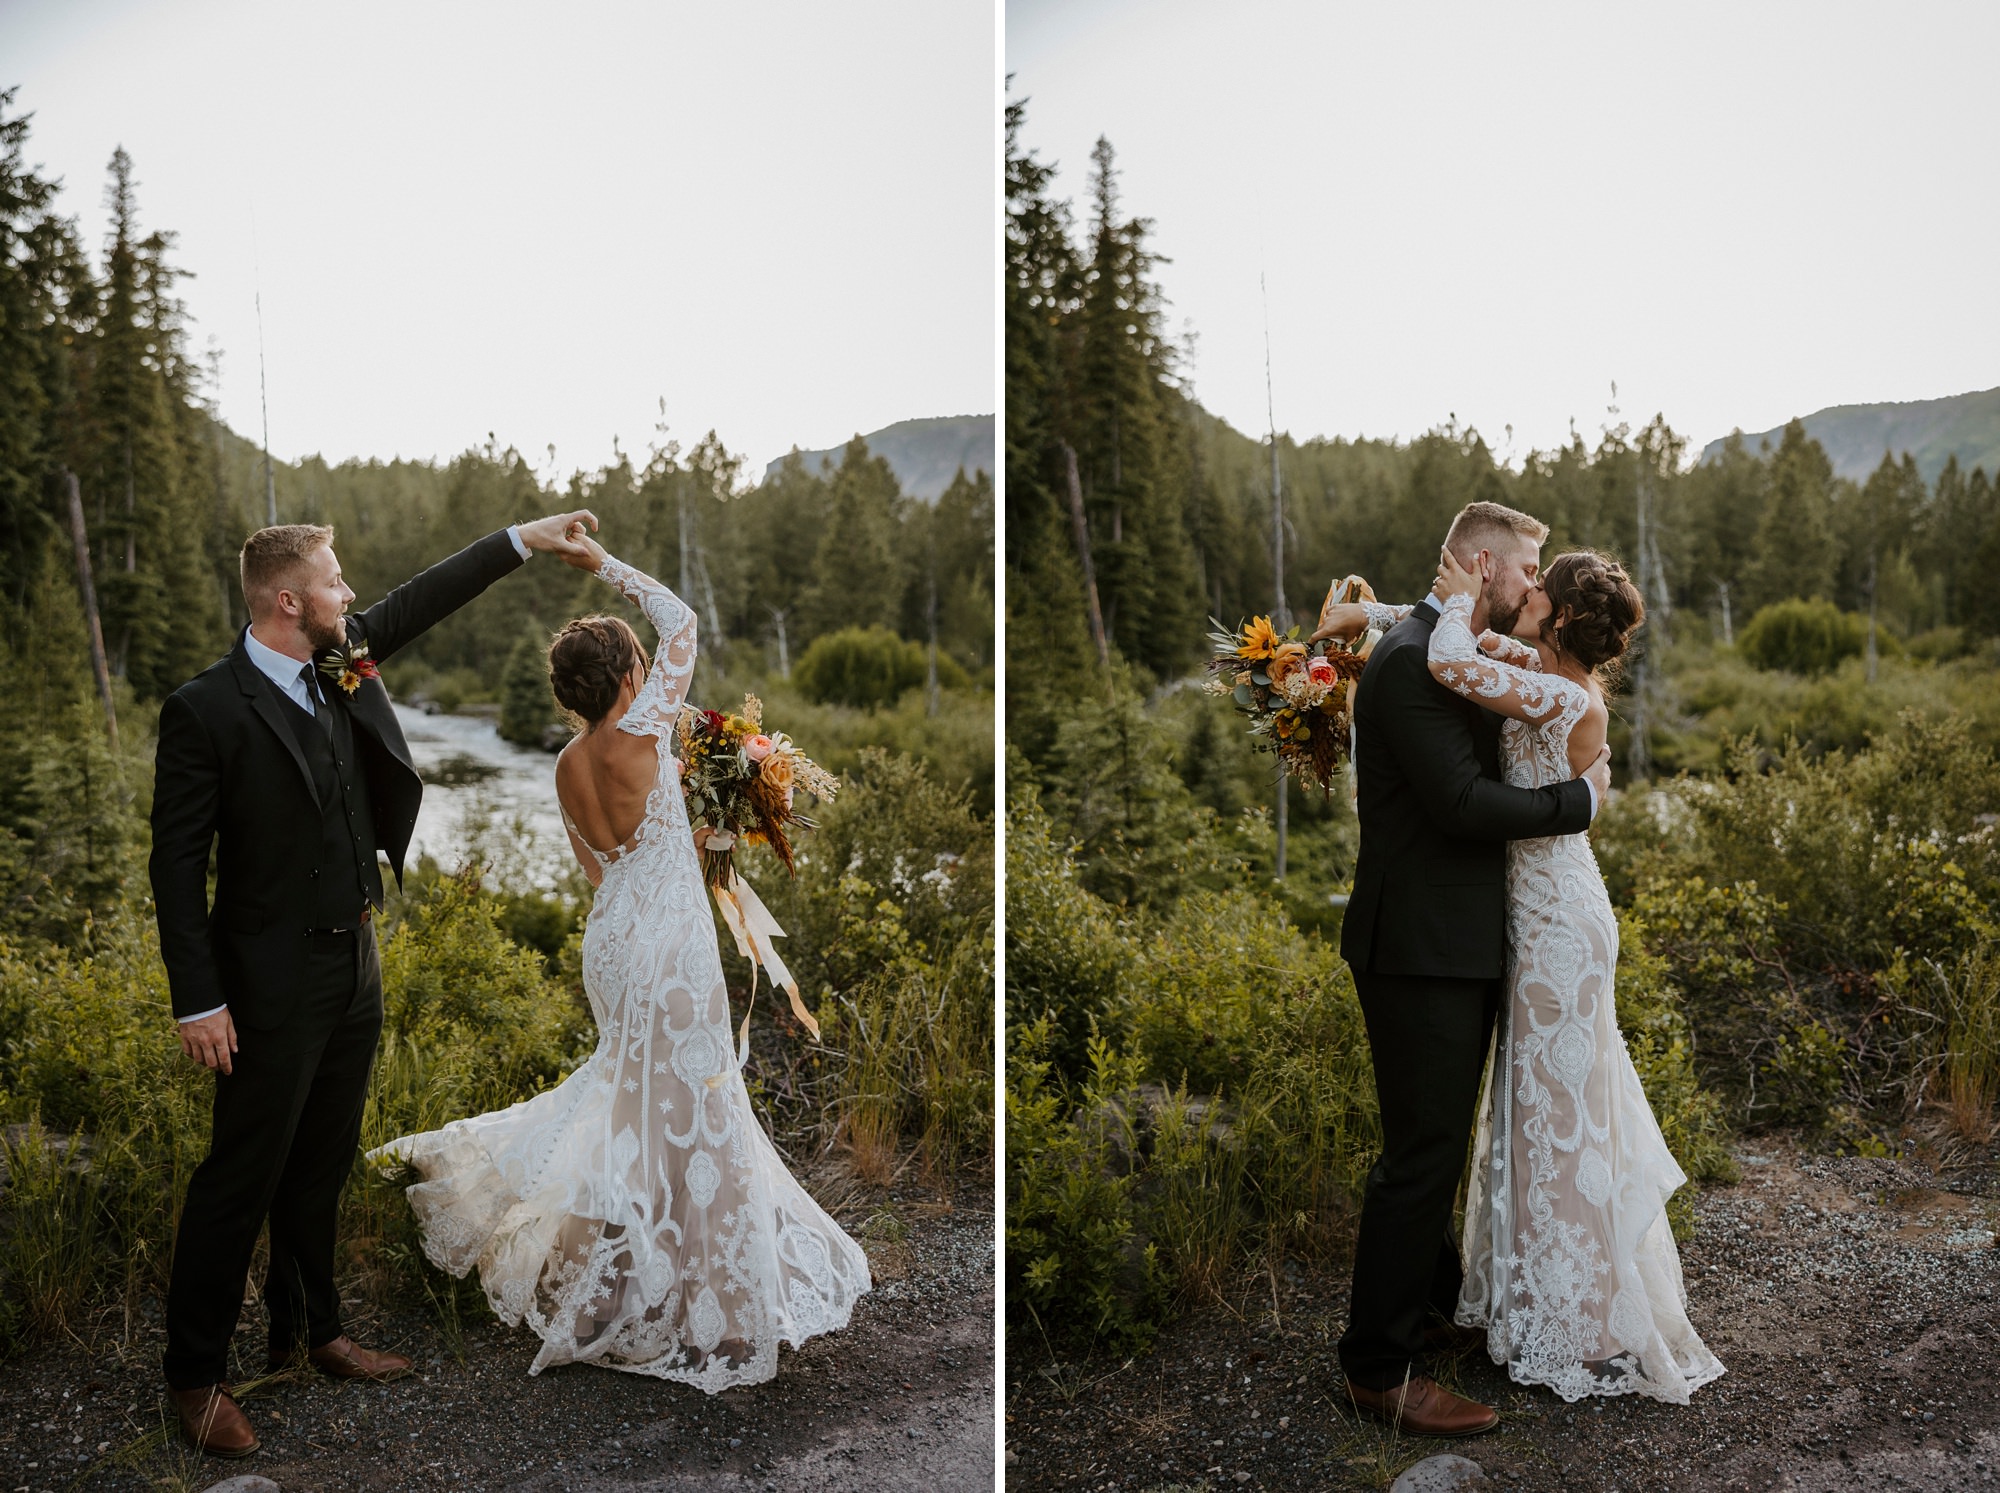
[316,640,380,695]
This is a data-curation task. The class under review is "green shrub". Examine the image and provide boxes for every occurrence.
[1003,769,1130,1080]
[794,626,965,709]
[1005,1019,1167,1354]
[372,868,592,1140]
[1611,721,2000,972]
[1736,598,1868,675]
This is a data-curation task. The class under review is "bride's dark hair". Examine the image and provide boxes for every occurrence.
[1541,550,1644,677]
[548,615,649,726]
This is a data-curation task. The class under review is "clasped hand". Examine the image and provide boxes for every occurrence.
[516,510,603,565]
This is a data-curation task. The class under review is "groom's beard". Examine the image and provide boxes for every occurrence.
[301,600,348,655]
[1485,591,1525,637]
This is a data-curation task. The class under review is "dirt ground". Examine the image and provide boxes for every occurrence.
[1,1178,994,1493]
[1005,1133,2000,1493]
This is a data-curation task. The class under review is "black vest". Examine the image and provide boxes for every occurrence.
[272,679,384,925]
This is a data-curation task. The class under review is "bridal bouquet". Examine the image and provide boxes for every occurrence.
[676,693,839,887]
[1203,576,1375,793]
[676,694,839,1040]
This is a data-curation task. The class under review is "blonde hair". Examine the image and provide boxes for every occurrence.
[240,524,334,615]
[1444,501,1548,562]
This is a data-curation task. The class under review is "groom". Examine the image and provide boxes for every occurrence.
[150,512,595,1456]
[1332,501,1609,1435]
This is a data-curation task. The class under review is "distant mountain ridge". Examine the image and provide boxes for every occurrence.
[1700,386,2000,484]
[762,414,992,501]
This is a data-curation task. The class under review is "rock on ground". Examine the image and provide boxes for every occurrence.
[1390,1454,1490,1492]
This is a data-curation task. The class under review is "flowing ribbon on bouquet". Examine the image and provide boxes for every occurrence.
[709,859,820,1066]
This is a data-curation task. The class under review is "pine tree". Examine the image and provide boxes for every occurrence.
[1070,137,1202,671]
[800,437,901,642]
[498,622,556,747]
[1743,420,1839,610]
[1003,96,1095,759]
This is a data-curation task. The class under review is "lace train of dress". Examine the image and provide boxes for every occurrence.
[368,556,870,1392]
[1418,593,1725,1404]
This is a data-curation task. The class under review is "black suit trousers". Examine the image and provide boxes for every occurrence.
[162,925,383,1389]
[1337,969,1500,1391]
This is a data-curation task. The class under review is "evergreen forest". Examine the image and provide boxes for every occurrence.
[1005,98,2000,1358]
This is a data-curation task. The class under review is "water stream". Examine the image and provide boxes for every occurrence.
[393,703,571,888]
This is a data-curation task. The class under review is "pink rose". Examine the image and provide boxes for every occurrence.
[743,734,774,762]
[1306,656,1336,685]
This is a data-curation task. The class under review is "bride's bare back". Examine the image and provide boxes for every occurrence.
[557,710,661,871]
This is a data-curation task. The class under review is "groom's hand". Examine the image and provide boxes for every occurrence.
[179,1009,238,1075]
[517,511,600,561]
[1583,744,1611,816]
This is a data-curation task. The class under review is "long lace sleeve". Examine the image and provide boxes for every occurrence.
[1428,593,1588,731]
[1479,630,1543,669]
[1361,599,1413,633]
[597,555,697,738]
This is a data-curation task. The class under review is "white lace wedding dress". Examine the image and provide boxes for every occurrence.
[369,556,870,1391]
[1366,593,1725,1405]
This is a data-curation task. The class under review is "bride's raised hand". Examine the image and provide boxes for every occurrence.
[560,523,608,573]
[1432,544,1481,603]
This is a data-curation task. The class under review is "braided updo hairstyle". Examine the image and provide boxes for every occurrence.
[548,615,648,727]
[1541,549,1645,678]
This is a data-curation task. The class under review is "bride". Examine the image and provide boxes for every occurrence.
[370,530,870,1390]
[1322,545,1724,1406]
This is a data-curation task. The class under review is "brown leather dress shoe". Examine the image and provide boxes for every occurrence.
[168,1383,259,1458]
[285,1335,414,1382]
[1346,1375,1500,1437]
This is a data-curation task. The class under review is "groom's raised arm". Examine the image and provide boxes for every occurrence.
[1371,643,1592,841]
[149,692,228,1020]
[350,529,527,665]
[353,513,599,662]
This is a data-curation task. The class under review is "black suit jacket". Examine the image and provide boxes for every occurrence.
[1340,602,1593,981]
[150,529,525,1026]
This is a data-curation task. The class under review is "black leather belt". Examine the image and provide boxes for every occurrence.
[304,907,373,937]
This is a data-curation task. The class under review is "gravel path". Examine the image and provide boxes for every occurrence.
[2,1181,993,1493]
[1005,1134,2000,1492]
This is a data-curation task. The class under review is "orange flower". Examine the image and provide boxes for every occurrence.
[760,753,797,795]
[1268,641,1309,683]
[1236,616,1281,660]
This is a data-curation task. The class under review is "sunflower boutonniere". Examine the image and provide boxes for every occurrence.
[317,640,381,695]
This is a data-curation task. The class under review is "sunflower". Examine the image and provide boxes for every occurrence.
[1236,615,1282,660]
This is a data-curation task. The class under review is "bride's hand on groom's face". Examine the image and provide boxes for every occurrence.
[1433,545,1481,602]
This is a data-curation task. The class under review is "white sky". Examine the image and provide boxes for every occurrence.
[1009,0,2000,465]
[4,0,995,477]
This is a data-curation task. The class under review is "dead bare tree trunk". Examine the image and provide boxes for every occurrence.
[1061,442,1110,667]
[62,469,119,751]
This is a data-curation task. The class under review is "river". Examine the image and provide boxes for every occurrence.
[393,703,571,888]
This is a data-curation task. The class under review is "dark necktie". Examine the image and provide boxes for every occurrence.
[298,663,333,737]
